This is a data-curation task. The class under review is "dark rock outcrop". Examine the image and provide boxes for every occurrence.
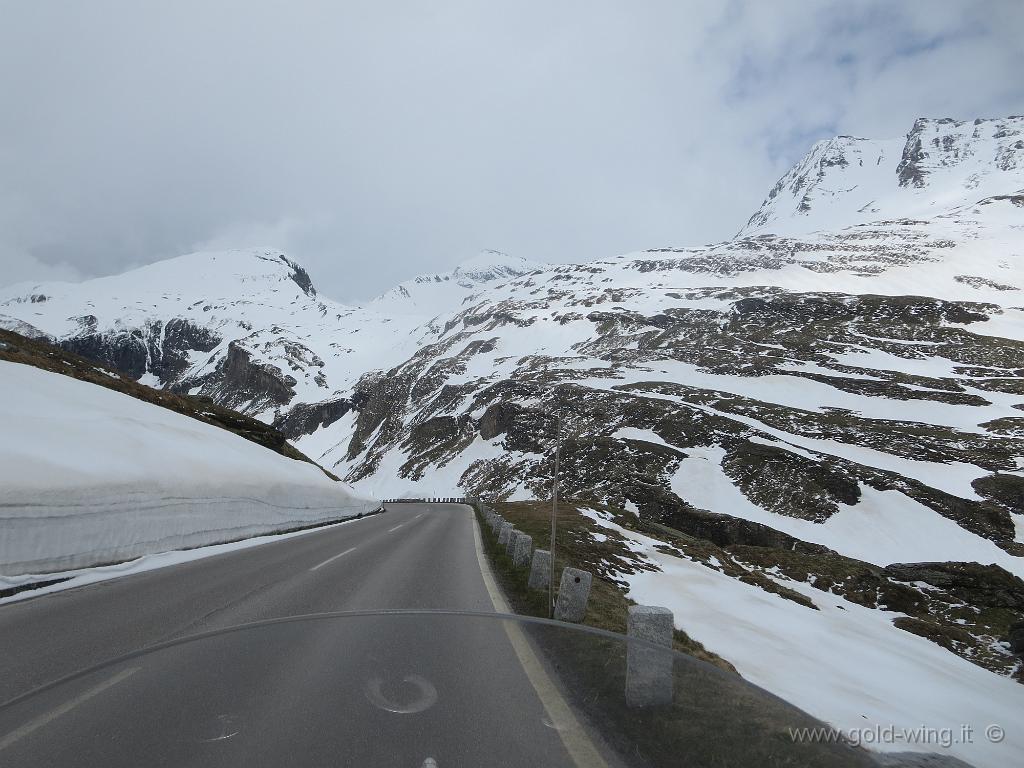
[1009,620,1024,655]
[274,397,356,439]
[882,562,1024,610]
[61,317,221,385]
[478,401,554,454]
[896,120,928,188]
[723,440,861,522]
[658,506,836,555]
[973,473,1024,514]
[189,341,297,413]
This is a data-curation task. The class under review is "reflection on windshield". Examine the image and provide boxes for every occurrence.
[0,611,878,767]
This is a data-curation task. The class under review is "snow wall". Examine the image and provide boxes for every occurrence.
[0,361,379,575]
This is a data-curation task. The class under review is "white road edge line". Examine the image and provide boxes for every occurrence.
[387,524,405,533]
[469,509,609,768]
[0,667,139,751]
[309,547,357,572]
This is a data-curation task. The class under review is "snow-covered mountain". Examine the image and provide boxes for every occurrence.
[369,250,543,316]
[740,116,1023,237]
[0,248,538,418]
[3,116,1024,766]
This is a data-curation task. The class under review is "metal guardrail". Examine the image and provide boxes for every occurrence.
[380,497,470,504]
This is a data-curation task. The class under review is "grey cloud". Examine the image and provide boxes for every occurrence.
[0,0,1020,301]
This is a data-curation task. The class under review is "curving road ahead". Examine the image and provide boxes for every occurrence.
[0,503,609,768]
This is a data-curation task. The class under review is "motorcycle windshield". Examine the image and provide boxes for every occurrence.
[0,610,876,768]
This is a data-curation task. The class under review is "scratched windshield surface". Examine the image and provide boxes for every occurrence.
[0,612,875,768]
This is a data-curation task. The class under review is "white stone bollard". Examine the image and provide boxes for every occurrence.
[512,533,533,568]
[625,605,674,708]
[528,549,551,590]
[505,529,521,556]
[497,522,513,546]
[490,515,505,533]
[554,568,592,623]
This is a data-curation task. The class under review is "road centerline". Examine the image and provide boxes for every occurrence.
[387,524,405,533]
[309,547,357,572]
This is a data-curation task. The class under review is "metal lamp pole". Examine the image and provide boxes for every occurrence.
[549,415,560,618]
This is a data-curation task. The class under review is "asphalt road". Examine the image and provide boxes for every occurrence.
[0,503,603,768]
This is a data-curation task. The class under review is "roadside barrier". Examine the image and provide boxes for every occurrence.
[528,549,551,589]
[512,533,533,568]
[625,605,675,708]
[505,529,522,556]
[468,497,673,708]
[554,567,592,623]
[381,497,470,504]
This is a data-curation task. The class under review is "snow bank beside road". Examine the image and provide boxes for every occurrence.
[0,361,378,575]
[0,516,371,605]
[580,508,1024,768]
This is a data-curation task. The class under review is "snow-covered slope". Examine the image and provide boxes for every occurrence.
[740,116,1024,237]
[581,506,1024,768]
[369,250,544,317]
[2,115,1022,766]
[0,361,377,575]
[0,248,542,422]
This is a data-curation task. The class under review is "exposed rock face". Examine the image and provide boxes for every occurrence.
[188,341,297,414]
[64,313,224,382]
[279,254,317,297]
[273,396,356,439]
[973,473,1024,515]
[658,506,836,554]
[62,325,151,379]
[897,116,1024,188]
[1010,621,1024,655]
[896,124,928,188]
[478,401,553,454]
[883,562,1024,611]
[722,441,861,523]
[63,317,223,384]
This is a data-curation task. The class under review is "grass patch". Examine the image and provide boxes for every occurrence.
[475,500,734,672]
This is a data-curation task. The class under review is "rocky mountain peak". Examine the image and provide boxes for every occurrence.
[274,253,317,297]
[451,250,543,285]
[896,115,1024,188]
[740,115,1024,238]
[738,134,904,237]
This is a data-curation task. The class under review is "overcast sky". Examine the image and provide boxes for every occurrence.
[1,1,1021,302]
